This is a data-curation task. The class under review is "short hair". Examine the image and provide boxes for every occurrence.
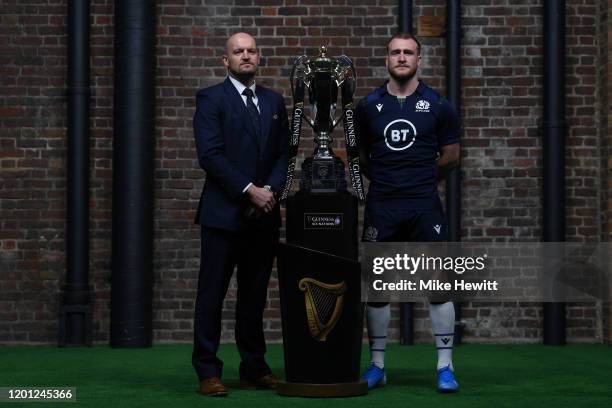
[387,32,421,55]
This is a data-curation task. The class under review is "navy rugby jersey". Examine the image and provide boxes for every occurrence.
[356,80,460,204]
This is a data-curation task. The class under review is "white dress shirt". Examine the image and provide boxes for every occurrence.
[228,75,260,113]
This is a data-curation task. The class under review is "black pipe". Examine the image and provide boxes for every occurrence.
[111,0,156,347]
[445,1,461,241]
[445,0,463,345]
[59,0,93,347]
[399,304,414,346]
[398,0,413,33]
[542,0,566,345]
[397,0,414,345]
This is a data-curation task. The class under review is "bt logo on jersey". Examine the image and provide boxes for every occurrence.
[383,119,417,151]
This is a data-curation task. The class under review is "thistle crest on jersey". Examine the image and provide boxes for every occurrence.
[415,100,430,112]
[364,226,378,242]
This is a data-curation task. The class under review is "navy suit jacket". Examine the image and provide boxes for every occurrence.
[193,78,289,231]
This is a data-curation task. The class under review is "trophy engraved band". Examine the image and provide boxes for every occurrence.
[279,46,365,201]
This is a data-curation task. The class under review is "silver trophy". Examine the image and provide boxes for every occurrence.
[279,46,365,200]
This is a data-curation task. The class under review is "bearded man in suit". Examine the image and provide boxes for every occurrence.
[191,32,289,397]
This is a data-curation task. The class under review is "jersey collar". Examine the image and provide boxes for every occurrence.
[378,79,426,97]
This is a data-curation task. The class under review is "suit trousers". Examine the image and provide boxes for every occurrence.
[192,223,279,381]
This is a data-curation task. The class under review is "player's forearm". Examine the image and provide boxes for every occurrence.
[437,143,460,178]
[437,153,458,170]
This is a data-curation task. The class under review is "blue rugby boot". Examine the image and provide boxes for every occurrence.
[437,365,459,392]
[363,363,386,390]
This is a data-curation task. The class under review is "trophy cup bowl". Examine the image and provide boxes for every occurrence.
[290,46,357,193]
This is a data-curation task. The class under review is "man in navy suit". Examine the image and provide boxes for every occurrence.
[192,32,289,397]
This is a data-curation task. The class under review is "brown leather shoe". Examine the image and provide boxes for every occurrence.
[239,373,278,390]
[199,377,228,397]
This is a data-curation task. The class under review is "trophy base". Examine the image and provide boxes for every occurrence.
[277,380,368,397]
[300,156,347,192]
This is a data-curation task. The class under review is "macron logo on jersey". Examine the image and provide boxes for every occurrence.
[376,103,383,112]
[415,100,430,112]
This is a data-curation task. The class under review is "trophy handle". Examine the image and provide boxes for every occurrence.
[290,55,310,95]
[337,56,365,201]
[331,56,356,129]
[335,55,356,88]
[290,56,316,129]
[280,56,311,201]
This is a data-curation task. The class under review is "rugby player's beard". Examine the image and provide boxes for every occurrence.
[388,65,417,83]
[229,67,256,84]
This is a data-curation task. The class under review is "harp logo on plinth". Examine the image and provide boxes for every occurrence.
[298,278,347,341]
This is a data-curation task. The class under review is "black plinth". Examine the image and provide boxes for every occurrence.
[278,190,365,397]
[277,243,366,397]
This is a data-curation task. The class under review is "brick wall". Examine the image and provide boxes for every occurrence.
[0,0,69,342]
[0,0,608,345]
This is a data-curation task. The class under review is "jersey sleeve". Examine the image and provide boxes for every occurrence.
[437,98,460,147]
